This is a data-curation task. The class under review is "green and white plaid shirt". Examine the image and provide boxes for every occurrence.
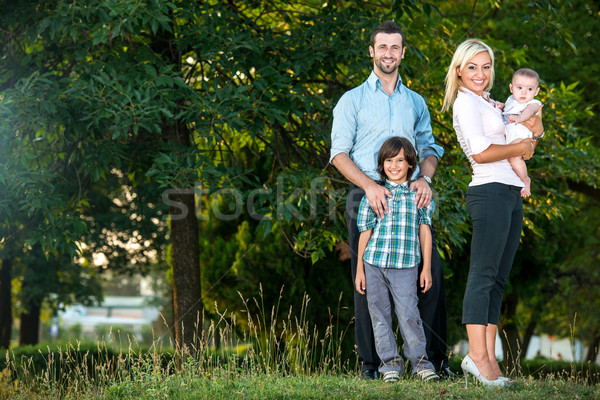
[357,181,434,269]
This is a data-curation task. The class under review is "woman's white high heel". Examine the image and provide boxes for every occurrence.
[499,376,515,385]
[461,355,508,389]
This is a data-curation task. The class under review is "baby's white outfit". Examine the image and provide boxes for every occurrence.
[503,95,543,144]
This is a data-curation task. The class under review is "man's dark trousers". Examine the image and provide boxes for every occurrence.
[346,184,448,372]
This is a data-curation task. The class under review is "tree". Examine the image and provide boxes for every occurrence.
[1,0,598,365]
[0,0,196,347]
[0,33,94,346]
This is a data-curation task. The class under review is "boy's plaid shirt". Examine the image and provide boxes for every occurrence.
[357,180,434,269]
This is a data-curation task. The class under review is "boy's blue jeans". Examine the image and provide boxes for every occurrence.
[364,261,435,375]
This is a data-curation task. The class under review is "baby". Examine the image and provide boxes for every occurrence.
[503,68,543,197]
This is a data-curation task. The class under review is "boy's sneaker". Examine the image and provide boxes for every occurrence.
[415,368,440,382]
[383,371,400,383]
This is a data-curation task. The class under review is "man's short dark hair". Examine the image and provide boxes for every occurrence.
[370,20,405,48]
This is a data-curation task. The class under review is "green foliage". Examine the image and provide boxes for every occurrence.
[522,198,600,340]
[1,0,599,360]
[411,0,600,353]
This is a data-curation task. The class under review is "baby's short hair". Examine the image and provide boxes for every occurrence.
[512,68,540,86]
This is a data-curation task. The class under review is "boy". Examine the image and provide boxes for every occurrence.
[355,137,440,383]
[503,68,543,197]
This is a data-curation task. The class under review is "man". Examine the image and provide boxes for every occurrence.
[330,20,452,379]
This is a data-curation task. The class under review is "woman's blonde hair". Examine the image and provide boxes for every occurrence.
[442,39,495,112]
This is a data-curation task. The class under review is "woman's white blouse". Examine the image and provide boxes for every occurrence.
[453,89,524,187]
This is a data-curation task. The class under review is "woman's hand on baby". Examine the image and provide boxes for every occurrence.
[522,139,536,160]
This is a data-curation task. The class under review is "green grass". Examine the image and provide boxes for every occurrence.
[102,372,600,400]
[2,341,598,400]
[3,367,599,399]
[2,291,599,399]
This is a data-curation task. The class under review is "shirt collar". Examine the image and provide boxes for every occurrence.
[458,87,497,108]
[385,180,411,194]
[458,87,493,101]
[367,70,403,94]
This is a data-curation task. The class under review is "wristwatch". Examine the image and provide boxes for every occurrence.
[533,131,545,141]
[420,175,432,184]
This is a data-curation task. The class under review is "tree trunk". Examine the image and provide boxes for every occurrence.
[0,258,13,349]
[170,193,202,351]
[499,291,522,376]
[18,244,49,346]
[586,331,600,363]
[521,317,537,360]
[170,188,202,352]
[162,120,202,352]
[18,293,41,346]
[522,279,559,357]
[148,17,203,354]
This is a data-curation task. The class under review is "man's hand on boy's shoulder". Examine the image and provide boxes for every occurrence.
[365,182,392,218]
[410,178,432,209]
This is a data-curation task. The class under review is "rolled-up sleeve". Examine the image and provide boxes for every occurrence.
[418,199,434,226]
[414,97,444,161]
[357,196,377,232]
[454,96,492,156]
[330,93,357,164]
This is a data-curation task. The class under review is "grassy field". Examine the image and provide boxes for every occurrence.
[3,367,599,399]
[1,341,599,400]
[103,372,600,400]
[1,296,599,399]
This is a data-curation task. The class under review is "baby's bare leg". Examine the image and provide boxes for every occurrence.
[508,138,531,197]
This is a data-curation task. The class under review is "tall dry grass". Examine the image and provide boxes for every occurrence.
[0,287,355,398]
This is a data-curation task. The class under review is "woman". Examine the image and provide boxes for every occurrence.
[442,39,543,388]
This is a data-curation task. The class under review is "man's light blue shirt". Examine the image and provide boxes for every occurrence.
[330,71,444,180]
